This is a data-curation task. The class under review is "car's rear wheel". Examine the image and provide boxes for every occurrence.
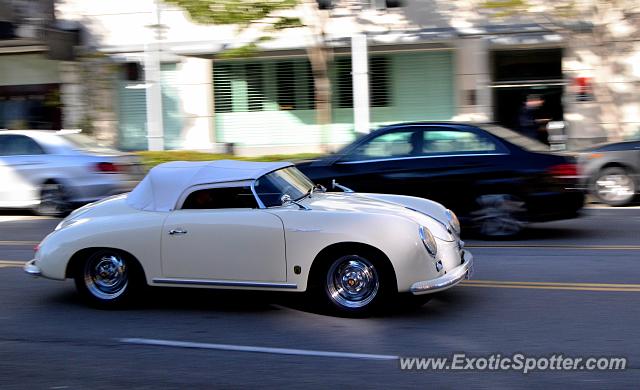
[471,194,526,238]
[316,253,391,316]
[593,167,636,206]
[74,250,142,308]
[36,182,71,217]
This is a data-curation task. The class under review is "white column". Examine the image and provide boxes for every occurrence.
[351,34,370,134]
[454,38,491,122]
[59,61,83,129]
[179,57,215,150]
[144,43,164,151]
[145,0,164,151]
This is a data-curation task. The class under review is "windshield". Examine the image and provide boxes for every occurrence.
[254,167,314,207]
[481,124,550,152]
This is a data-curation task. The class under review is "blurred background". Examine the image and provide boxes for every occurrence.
[1,0,639,215]
[0,0,638,155]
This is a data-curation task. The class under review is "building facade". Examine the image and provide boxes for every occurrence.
[0,0,77,131]
[50,0,640,154]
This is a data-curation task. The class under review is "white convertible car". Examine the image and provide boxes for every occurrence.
[25,160,473,315]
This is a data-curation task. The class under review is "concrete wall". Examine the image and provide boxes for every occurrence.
[452,38,492,122]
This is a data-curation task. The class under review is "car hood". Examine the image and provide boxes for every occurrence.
[300,192,454,241]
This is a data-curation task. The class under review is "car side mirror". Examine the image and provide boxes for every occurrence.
[280,194,292,205]
[280,194,310,210]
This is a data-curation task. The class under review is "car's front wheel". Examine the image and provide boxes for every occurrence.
[593,167,636,206]
[315,253,392,316]
[471,194,527,238]
[36,182,71,217]
[74,250,142,308]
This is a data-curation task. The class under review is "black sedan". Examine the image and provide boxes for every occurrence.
[578,140,639,206]
[298,122,585,238]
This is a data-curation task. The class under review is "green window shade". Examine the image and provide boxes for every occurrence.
[370,56,390,107]
[275,61,296,110]
[160,63,183,150]
[334,55,391,108]
[335,57,353,108]
[117,82,147,150]
[246,63,264,111]
[213,59,314,113]
[213,64,233,113]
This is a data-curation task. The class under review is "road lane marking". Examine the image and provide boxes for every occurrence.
[466,244,640,250]
[0,260,26,266]
[118,338,399,361]
[0,216,54,222]
[0,260,25,269]
[462,280,640,292]
[0,240,39,247]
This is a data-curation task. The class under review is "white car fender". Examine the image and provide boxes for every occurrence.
[268,209,442,293]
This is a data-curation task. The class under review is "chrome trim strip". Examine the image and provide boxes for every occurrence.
[336,153,509,165]
[250,181,267,209]
[23,259,41,277]
[153,278,297,289]
[410,250,473,295]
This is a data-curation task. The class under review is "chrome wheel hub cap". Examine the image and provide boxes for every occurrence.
[326,256,379,309]
[85,254,128,300]
[596,174,634,202]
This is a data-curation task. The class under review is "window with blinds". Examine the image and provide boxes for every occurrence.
[213,60,315,113]
[334,55,391,108]
[213,55,391,114]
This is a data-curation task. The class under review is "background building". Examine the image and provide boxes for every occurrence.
[31,0,640,153]
[0,0,79,131]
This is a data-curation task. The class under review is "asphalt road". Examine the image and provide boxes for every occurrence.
[1,207,639,389]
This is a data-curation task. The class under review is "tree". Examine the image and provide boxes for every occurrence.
[483,0,640,141]
[164,0,333,146]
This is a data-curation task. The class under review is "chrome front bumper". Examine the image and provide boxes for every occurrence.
[24,259,41,277]
[410,250,473,295]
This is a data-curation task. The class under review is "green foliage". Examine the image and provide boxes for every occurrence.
[164,0,300,26]
[136,150,323,169]
[271,16,304,29]
[483,0,526,10]
[482,0,579,19]
[218,43,261,58]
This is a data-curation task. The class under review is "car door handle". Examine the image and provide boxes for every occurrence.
[168,229,188,235]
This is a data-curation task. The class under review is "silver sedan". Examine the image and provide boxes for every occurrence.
[0,130,144,216]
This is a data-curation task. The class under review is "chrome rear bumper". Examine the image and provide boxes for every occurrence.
[24,259,41,277]
[410,250,473,295]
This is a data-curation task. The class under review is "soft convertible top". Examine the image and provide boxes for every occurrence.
[126,160,292,211]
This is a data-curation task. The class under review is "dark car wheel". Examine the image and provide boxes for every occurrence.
[593,167,636,206]
[74,250,143,309]
[35,182,71,217]
[471,194,527,239]
[314,253,392,317]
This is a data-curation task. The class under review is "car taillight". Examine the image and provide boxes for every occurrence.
[34,243,40,253]
[94,162,120,173]
[548,163,578,177]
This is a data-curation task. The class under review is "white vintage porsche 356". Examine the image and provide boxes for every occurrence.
[25,160,473,315]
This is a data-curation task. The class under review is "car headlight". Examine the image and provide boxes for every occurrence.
[446,209,461,235]
[418,225,438,256]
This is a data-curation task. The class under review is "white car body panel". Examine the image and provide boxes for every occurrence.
[162,209,286,282]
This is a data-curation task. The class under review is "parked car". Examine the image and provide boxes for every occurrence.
[578,140,640,206]
[24,160,473,316]
[0,130,144,216]
[298,122,585,238]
